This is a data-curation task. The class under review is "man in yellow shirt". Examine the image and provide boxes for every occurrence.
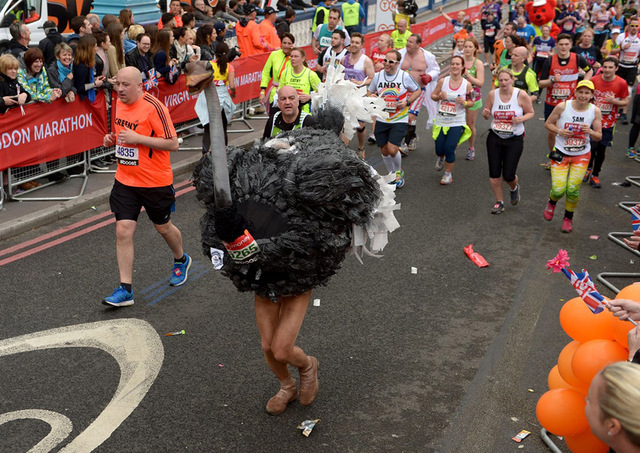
[391,19,412,49]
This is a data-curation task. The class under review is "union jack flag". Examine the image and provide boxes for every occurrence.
[631,204,640,231]
[143,69,158,91]
[561,268,607,314]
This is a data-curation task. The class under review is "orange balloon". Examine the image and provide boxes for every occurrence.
[615,283,640,302]
[611,317,634,349]
[558,341,590,394]
[564,428,609,453]
[560,297,614,342]
[548,365,572,390]
[536,389,589,437]
[572,339,628,384]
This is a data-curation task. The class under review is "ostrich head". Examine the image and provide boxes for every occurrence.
[185,61,214,95]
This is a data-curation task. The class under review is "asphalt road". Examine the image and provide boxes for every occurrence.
[1,69,639,453]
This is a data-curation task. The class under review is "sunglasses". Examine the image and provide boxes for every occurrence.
[384,59,398,64]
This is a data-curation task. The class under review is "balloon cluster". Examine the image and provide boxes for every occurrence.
[535,284,640,452]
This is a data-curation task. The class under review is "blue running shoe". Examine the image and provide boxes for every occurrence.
[103,286,134,307]
[395,170,405,188]
[170,253,192,286]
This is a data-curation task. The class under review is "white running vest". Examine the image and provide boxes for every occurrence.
[554,100,596,156]
[434,76,468,127]
[490,88,525,138]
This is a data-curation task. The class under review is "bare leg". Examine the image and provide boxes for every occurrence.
[115,220,137,284]
[154,220,184,260]
[506,175,518,191]
[466,108,479,149]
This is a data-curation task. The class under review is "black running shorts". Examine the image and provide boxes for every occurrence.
[109,179,175,225]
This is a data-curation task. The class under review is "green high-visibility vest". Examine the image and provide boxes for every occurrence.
[342,2,360,27]
[312,5,329,32]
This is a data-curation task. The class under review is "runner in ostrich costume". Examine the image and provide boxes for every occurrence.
[187,60,399,299]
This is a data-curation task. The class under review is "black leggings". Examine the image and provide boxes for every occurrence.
[202,109,229,154]
[589,141,607,176]
[486,130,523,181]
[629,94,640,149]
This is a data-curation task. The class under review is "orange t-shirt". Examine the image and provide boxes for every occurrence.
[114,92,177,188]
[158,14,183,29]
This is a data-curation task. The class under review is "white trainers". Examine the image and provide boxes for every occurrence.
[399,142,408,156]
[440,172,452,185]
[408,137,418,151]
[435,156,445,171]
[466,148,475,161]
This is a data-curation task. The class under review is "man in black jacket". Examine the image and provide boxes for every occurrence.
[6,22,30,67]
[125,33,155,83]
[38,21,66,66]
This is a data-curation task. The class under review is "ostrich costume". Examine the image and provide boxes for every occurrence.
[188,61,399,301]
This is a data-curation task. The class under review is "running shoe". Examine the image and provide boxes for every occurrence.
[399,142,409,156]
[103,286,134,307]
[440,172,452,185]
[590,176,601,188]
[621,113,629,125]
[583,167,592,183]
[628,147,637,158]
[435,156,445,171]
[561,217,573,233]
[465,148,475,161]
[543,201,555,221]
[408,136,418,151]
[368,133,376,144]
[90,158,110,171]
[395,170,405,188]
[510,185,520,205]
[169,254,192,287]
[491,201,505,214]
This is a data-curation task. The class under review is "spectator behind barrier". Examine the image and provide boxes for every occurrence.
[125,24,145,54]
[159,0,184,29]
[195,23,216,61]
[38,20,65,67]
[125,33,155,82]
[160,12,177,31]
[0,53,30,114]
[259,7,282,52]
[107,22,126,78]
[17,48,62,103]
[183,12,196,29]
[119,9,134,32]
[7,22,30,67]
[144,24,160,51]
[47,43,77,103]
[153,29,180,84]
[68,15,92,49]
[171,27,199,70]
[87,13,101,30]
[236,4,263,56]
[276,8,296,39]
[185,28,201,60]
[74,35,105,102]
[194,0,213,22]
[228,0,247,20]
[102,14,119,30]
[585,362,640,452]
[93,29,117,89]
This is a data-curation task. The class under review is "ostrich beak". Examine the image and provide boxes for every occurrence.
[185,61,214,95]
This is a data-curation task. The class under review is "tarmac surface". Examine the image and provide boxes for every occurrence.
[3,14,640,453]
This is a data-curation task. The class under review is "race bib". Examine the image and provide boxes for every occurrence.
[537,50,550,59]
[319,35,331,48]
[564,122,587,152]
[223,229,260,262]
[116,144,139,166]
[621,50,638,65]
[492,110,515,136]
[551,82,572,100]
[438,101,457,116]
[383,95,398,112]
[596,101,612,115]
[485,29,495,37]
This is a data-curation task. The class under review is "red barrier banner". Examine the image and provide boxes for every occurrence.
[0,91,108,171]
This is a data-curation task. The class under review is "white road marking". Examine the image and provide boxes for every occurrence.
[0,409,73,453]
[0,319,164,452]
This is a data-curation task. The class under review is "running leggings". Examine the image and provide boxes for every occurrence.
[588,141,607,177]
[486,130,523,181]
[435,126,464,163]
[549,152,591,213]
[630,123,640,149]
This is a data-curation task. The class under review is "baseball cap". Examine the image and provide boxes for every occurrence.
[214,22,226,32]
[576,80,595,91]
[29,6,36,11]
[263,6,277,15]
[611,27,621,34]
[39,20,57,32]
[245,4,258,14]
